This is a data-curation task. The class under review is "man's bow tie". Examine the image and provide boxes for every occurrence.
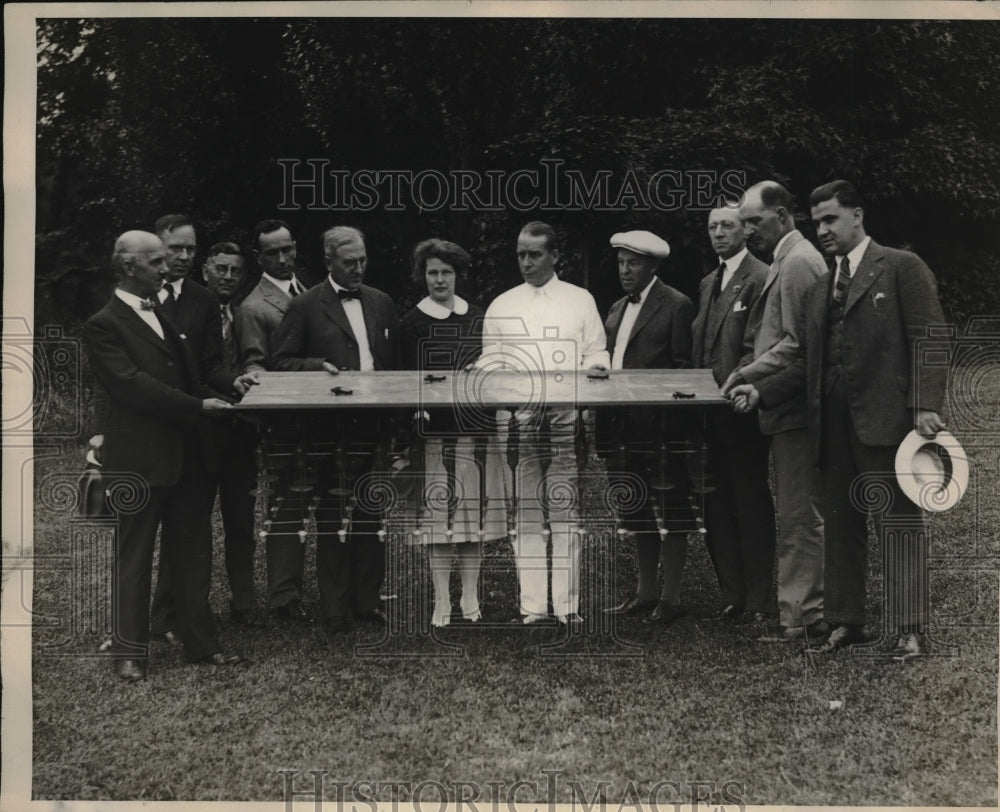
[627,293,641,304]
[139,298,157,311]
[337,289,360,301]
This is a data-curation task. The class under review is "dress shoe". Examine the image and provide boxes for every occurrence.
[230,607,262,628]
[194,651,244,666]
[354,608,388,625]
[154,630,180,645]
[604,595,658,616]
[807,624,870,653]
[719,604,744,624]
[324,616,353,635]
[758,620,829,643]
[558,613,584,627]
[271,601,314,626]
[114,659,147,682]
[643,601,684,626]
[890,632,928,659]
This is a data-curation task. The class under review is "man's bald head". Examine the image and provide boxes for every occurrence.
[112,230,168,297]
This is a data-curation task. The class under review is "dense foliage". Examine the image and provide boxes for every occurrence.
[36,17,1000,327]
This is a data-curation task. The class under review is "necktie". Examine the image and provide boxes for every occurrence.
[338,289,360,301]
[289,281,300,298]
[161,284,178,319]
[139,298,156,311]
[220,304,237,368]
[627,292,641,305]
[710,262,726,300]
[833,257,852,303]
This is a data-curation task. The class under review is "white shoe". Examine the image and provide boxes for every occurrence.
[431,607,452,628]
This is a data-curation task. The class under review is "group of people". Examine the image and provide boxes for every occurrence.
[85,178,947,683]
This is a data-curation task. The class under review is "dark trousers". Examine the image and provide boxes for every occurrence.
[314,495,385,619]
[150,421,258,626]
[115,433,218,661]
[704,433,777,615]
[821,376,928,633]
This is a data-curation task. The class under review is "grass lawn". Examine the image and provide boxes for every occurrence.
[28,425,998,805]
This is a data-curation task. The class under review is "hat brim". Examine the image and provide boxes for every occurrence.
[894,430,969,512]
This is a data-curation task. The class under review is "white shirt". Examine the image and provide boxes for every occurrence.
[611,275,657,371]
[328,276,374,371]
[481,274,610,373]
[263,272,304,297]
[718,247,748,292]
[834,235,871,287]
[157,277,184,304]
[116,288,164,340]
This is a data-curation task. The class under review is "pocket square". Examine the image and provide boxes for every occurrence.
[733,301,747,313]
[179,333,187,339]
[383,328,389,339]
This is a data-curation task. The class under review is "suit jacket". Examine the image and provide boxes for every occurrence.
[756,240,948,461]
[599,277,694,455]
[738,229,827,435]
[166,279,235,396]
[84,296,222,487]
[691,251,770,443]
[605,276,694,370]
[235,276,292,373]
[270,280,399,372]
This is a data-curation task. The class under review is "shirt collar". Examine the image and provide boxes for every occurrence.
[527,273,560,296]
[629,275,658,305]
[328,276,360,296]
[262,272,300,295]
[719,247,748,273]
[772,230,795,260]
[840,235,872,275]
[416,295,469,320]
[115,288,150,310]
[162,277,184,297]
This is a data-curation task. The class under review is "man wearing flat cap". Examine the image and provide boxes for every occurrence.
[599,229,695,626]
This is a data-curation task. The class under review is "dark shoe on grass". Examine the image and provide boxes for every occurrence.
[194,651,244,666]
[604,595,658,616]
[271,601,314,626]
[643,601,684,626]
[353,608,388,625]
[807,624,870,653]
[759,620,829,643]
[230,607,262,628]
[324,616,353,635]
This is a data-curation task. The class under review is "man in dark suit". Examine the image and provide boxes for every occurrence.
[199,242,261,625]
[271,226,399,634]
[149,215,255,638]
[236,219,308,374]
[234,220,312,625]
[691,206,776,625]
[722,181,828,644]
[734,181,947,657]
[599,230,695,626]
[84,230,244,681]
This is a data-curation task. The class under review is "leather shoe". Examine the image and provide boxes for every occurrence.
[758,620,829,643]
[271,601,314,626]
[890,632,928,659]
[604,595,658,616]
[230,607,262,627]
[154,630,180,645]
[807,624,870,653]
[353,608,388,625]
[114,659,147,682]
[643,601,684,626]
[512,614,555,625]
[719,604,744,623]
[194,651,244,666]
[324,616,353,635]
